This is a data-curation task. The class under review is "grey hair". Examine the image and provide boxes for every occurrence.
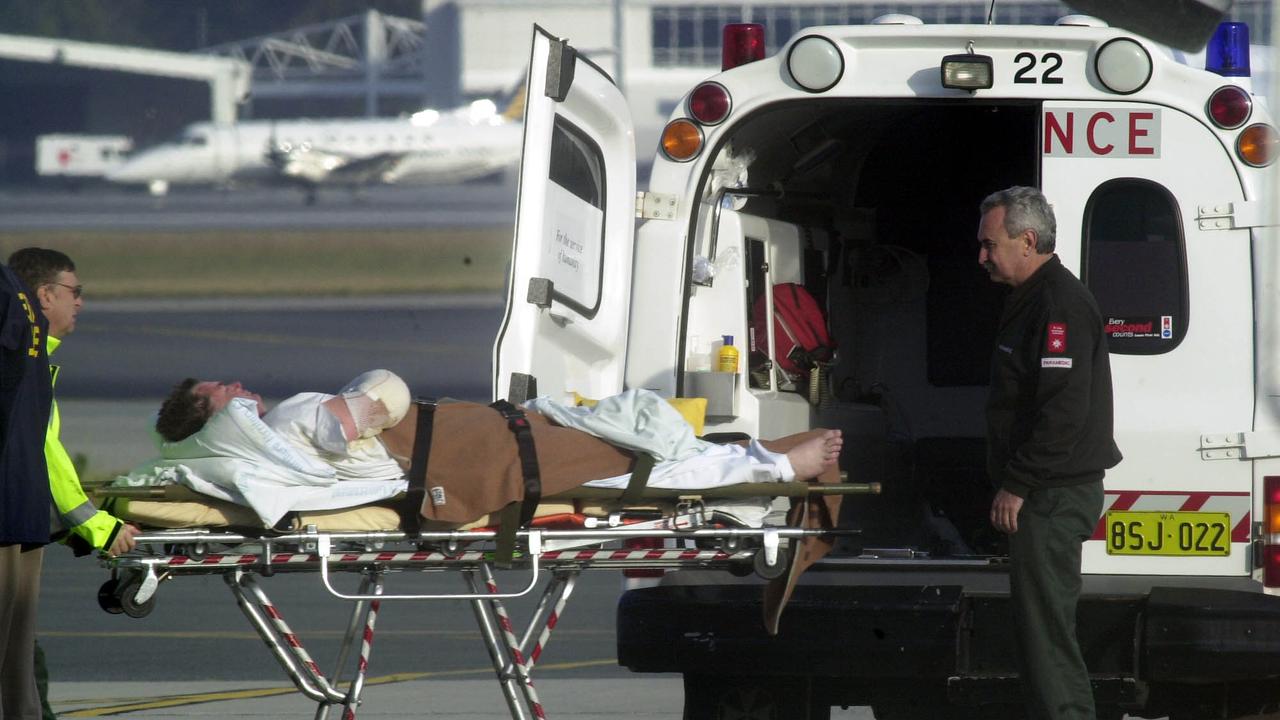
[980,186,1056,253]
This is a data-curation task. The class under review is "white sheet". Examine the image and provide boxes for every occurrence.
[525,389,710,462]
[120,397,406,526]
[265,392,404,482]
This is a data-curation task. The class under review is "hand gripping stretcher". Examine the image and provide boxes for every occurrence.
[94,476,875,720]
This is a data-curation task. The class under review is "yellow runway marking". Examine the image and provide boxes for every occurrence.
[62,659,617,717]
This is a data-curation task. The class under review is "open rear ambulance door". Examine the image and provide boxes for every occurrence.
[1040,100,1253,576]
[492,26,637,404]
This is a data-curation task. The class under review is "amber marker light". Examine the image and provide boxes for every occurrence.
[1237,123,1279,167]
[661,119,703,162]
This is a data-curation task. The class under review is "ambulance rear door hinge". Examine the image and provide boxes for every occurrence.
[1196,201,1276,231]
[636,191,678,220]
[1199,431,1280,460]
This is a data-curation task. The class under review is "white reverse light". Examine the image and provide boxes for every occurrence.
[787,36,844,93]
[1095,37,1153,94]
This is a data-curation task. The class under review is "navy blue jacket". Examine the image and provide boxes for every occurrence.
[0,265,53,546]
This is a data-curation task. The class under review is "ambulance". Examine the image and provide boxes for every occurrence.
[493,13,1280,720]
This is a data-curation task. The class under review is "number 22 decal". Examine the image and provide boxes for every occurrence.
[1014,52,1064,84]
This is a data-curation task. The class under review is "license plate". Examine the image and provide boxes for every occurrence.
[1104,511,1231,556]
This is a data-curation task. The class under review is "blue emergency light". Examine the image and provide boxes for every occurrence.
[1205,21,1250,77]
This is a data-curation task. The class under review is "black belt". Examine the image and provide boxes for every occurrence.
[489,399,542,527]
[400,398,438,536]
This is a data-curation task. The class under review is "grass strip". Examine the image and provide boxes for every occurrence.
[0,228,512,298]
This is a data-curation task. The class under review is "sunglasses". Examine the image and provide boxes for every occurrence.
[47,282,83,299]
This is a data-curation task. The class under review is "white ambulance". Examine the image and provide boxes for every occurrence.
[494,14,1280,720]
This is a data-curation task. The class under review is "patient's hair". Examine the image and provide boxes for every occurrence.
[155,378,211,442]
[8,247,75,291]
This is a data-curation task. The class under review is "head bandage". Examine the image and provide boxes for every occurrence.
[339,369,411,439]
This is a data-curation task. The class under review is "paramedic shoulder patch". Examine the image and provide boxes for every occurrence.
[1046,322,1067,354]
[1042,357,1073,369]
[430,486,447,506]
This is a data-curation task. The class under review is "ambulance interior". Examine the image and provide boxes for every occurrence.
[694,101,1043,557]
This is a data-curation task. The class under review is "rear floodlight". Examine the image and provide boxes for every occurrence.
[1095,38,1153,94]
[941,54,994,91]
[787,36,844,93]
[722,23,765,71]
[1205,21,1250,77]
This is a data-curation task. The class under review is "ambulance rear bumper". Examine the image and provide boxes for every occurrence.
[617,583,1280,684]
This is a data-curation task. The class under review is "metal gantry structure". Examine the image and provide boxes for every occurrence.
[196,10,431,117]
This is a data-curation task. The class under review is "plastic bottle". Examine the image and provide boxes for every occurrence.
[717,335,739,373]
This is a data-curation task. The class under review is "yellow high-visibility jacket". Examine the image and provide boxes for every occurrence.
[47,336,123,553]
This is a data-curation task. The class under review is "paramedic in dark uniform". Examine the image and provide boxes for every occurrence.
[0,261,54,720]
[976,186,1121,720]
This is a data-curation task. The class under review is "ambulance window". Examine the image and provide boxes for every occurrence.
[543,117,606,317]
[1083,178,1187,354]
[549,117,603,208]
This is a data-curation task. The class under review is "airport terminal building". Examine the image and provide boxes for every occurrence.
[0,0,1271,183]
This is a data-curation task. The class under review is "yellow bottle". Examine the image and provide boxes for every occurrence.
[717,335,739,373]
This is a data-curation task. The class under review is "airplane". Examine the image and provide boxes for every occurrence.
[106,89,525,202]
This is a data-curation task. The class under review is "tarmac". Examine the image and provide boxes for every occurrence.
[50,679,875,719]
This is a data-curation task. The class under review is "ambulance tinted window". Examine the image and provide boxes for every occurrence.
[1083,179,1187,354]
[549,117,603,209]
[543,116,606,318]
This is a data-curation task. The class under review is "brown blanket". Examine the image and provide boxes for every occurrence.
[379,403,843,632]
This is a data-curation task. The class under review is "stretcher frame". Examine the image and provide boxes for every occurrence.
[98,481,873,720]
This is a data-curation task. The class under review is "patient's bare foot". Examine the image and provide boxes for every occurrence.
[787,429,843,479]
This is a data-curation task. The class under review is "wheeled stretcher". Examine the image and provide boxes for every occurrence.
[94,479,874,720]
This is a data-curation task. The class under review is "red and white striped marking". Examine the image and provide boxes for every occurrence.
[160,547,740,568]
[529,576,575,667]
[259,595,327,683]
[483,570,546,719]
[1090,490,1251,542]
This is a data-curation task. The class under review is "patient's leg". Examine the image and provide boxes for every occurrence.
[785,429,842,479]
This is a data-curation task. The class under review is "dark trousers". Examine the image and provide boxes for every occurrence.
[1,544,44,720]
[1009,481,1103,720]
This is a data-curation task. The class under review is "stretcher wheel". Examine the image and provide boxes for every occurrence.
[752,546,789,580]
[116,575,156,619]
[97,579,124,614]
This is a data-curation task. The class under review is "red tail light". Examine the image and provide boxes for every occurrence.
[1207,85,1252,129]
[722,23,765,71]
[1265,476,1280,587]
[622,536,665,579]
[689,82,732,125]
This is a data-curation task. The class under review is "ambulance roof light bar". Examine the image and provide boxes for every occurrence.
[1205,21,1250,77]
[722,23,765,71]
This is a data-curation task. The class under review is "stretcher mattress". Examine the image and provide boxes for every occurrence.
[104,485,675,532]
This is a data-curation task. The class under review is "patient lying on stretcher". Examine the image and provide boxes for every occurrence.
[134,370,841,528]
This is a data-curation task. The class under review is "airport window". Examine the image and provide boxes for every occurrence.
[543,116,606,317]
[1082,178,1188,354]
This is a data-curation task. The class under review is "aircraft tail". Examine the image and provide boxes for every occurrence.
[501,83,527,122]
